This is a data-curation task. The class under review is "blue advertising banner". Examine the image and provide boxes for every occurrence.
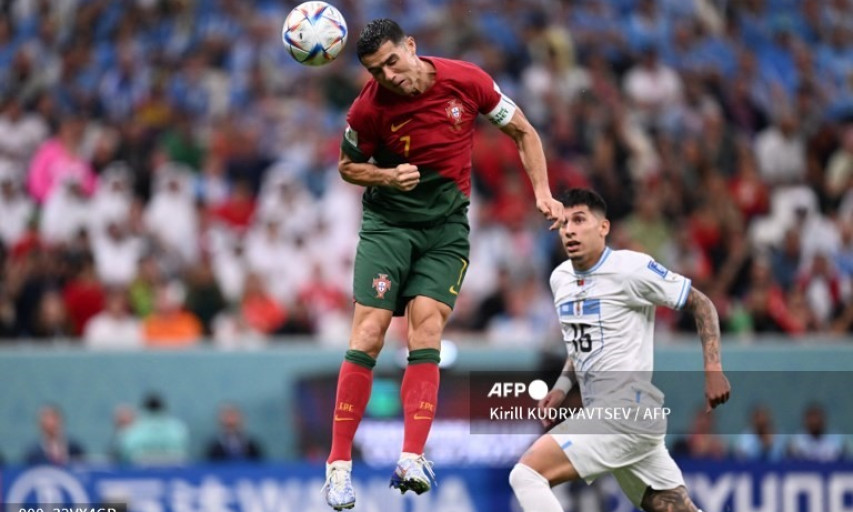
[2,460,853,512]
[0,463,512,512]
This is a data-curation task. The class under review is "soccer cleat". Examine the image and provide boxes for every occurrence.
[322,460,355,510]
[389,454,437,495]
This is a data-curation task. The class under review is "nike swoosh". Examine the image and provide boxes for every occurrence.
[449,286,458,296]
[413,414,433,420]
[390,119,413,132]
[334,415,356,421]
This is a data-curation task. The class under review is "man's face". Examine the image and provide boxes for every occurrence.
[361,37,419,96]
[559,204,609,261]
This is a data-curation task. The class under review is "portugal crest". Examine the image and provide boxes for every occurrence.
[372,273,391,299]
[445,99,464,130]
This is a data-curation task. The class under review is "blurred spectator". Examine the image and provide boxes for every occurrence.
[32,289,73,339]
[206,404,264,462]
[25,405,85,465]
[0,95,48,170]
[159,114,205,171]
[825,125,853,209]
[741,256,806,335]
[0,162,35,249]
[796,252,845,329]
[92,221,145,287]
[109,404,135,462]
[183,259,227,335]
[144,164,200,266]
[621,187,672,263]
[39,178,90,246]
[83,287,142,350]
[672,408,727,460]
[62,253,105,336]
[728,150,770,221]
[209,178,256,233]
[142,281,202,348]
[770,228,803,291]
[239,272,285,335]
[623,46,683,130]
[27,114,96,204]
[118,392,189,466]
[129,255,163,318]
[734,405,786,461]
[788,403,846,462]
[88,163,134,236]
[754,111,807,186]
[211,239,247,304]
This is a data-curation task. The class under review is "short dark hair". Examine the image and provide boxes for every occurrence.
[558,188,608,217]
[357,19,405,60]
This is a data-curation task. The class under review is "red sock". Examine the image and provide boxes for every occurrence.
[401,362,439,455]
[328,360,373,463]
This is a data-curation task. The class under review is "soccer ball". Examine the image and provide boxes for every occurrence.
[282,1,348,66]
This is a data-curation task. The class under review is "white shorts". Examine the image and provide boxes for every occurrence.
[549,428,685,508]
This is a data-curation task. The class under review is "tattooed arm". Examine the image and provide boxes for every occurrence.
[682,287,731,411]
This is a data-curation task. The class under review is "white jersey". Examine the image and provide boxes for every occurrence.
[550,247,692,408]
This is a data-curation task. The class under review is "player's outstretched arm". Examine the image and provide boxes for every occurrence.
[338,150,420,191]
[498,110,563,230]
[682,287,731,411]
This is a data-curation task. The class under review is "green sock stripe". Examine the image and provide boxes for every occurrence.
[345,349,376,369]
[407,348,440,365]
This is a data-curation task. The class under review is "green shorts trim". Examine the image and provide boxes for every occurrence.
[353,211,470,316]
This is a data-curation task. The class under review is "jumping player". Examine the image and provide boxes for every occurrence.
[322,18,563,511]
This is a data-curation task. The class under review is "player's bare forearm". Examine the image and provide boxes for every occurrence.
[682,287,731,410]
[682,287,722,370]
[338,151,419,190]
[499,110,563,228]
[339,160,390,186]
[500,110,550,198]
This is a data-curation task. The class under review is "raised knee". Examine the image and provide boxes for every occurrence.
[509,463,549,492]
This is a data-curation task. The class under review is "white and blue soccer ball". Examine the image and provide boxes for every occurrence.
[282,1,348,66]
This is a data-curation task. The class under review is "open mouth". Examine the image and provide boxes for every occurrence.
[566,241,581,250]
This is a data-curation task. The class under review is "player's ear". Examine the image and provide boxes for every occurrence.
[600,218,610,237]
[405,36,416,56]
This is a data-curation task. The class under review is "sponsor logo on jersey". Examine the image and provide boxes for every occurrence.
[372,273,391,299]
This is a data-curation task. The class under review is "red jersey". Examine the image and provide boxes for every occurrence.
[341,57,511,225]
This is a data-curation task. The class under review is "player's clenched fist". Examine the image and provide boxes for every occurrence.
[390,163,420,191]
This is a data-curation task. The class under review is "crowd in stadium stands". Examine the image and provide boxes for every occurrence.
[7,399,847,466]
[0,0,851,346]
